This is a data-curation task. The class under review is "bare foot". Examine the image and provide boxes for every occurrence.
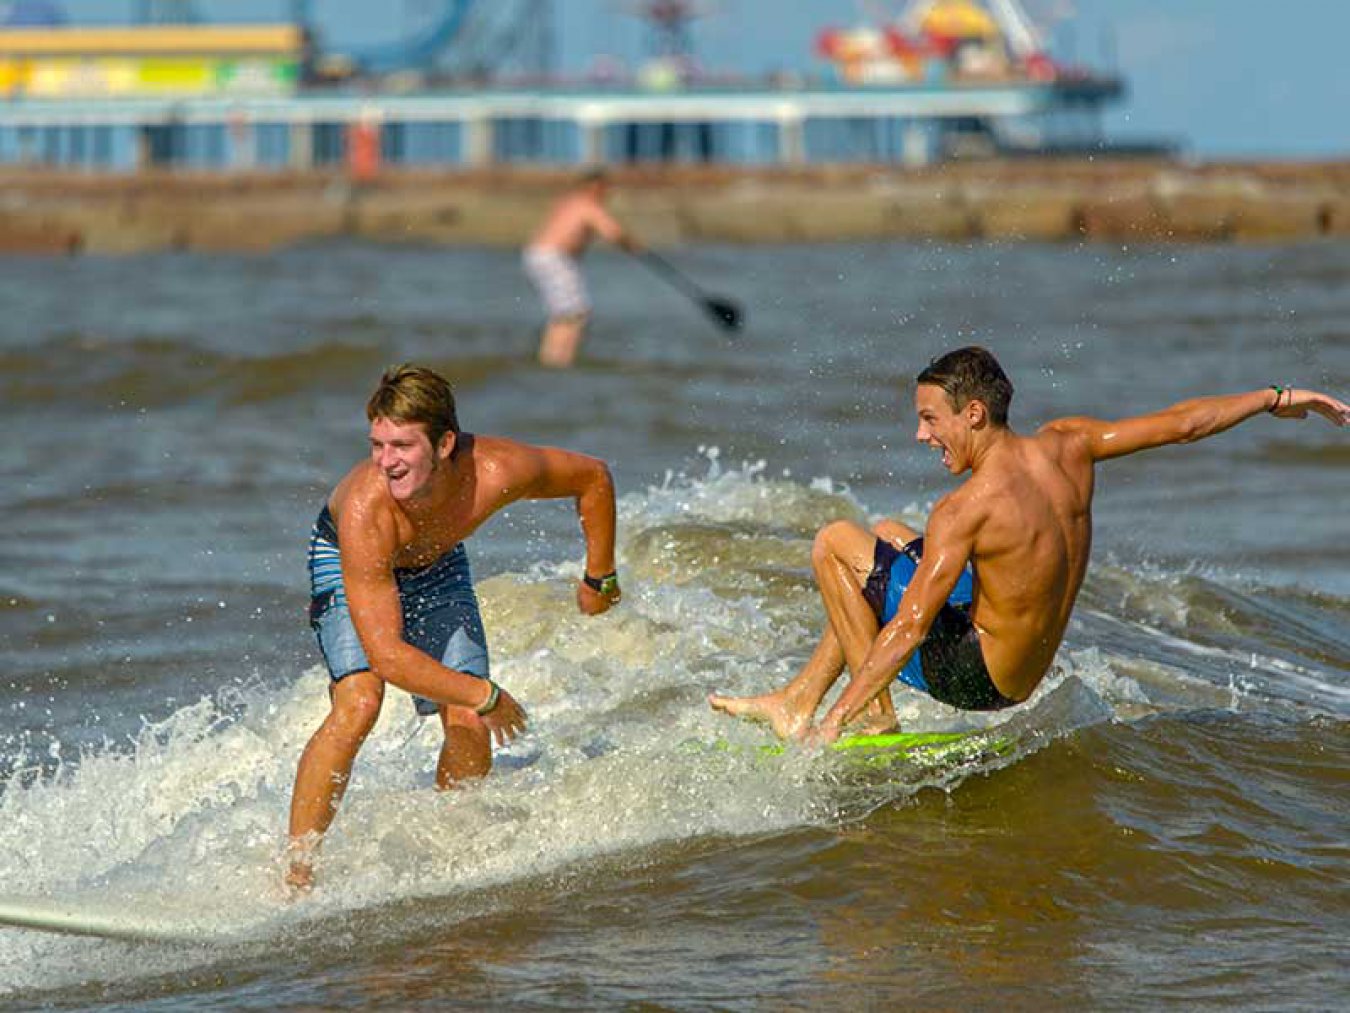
[284,859,314,895]
[284,836,318,895]
[852,715,901,736]
[708,690,809,740]
[855,699,900,736]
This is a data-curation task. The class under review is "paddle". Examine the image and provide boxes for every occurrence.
[636,250,744,332]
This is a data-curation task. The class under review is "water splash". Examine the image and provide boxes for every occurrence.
[1,461,1344,995]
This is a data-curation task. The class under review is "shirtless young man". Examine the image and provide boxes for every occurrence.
[711,346,1348,744]
[288,365,622,889]
[524,168,642,368]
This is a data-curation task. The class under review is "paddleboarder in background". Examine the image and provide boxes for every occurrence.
[710,346,1349,742]
[525,168,643,368]
[288,364,623,890]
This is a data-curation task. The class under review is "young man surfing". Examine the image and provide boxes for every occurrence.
[710,346,1348,743]
[288,364,622,889]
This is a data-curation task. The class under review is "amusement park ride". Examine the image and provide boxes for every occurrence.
[0,0,1131,171]
[2,0,1088,89]
[816,0,1068,86]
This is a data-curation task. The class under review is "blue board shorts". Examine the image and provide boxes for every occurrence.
[307,506,490,716]
[861,537,1016,712]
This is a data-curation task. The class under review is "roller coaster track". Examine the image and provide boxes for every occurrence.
[342,0,481,74]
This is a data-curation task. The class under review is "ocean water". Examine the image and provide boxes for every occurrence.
[0,237,1347,1010]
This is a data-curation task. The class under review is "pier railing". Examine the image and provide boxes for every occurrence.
[0,79,1121,173]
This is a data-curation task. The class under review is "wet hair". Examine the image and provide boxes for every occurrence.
[916,346,1014,426]
[366,364,460,447]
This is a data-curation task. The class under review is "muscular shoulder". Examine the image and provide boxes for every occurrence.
[465,434,553,498]
[331,463,401,549]
[928,480,992,539]
[1036,417,1083,444]
[1036,418,1095,458]
[470,434,540,475]
[330,460,381,514]
[471,434,607,507]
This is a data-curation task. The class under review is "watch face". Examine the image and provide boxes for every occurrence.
[600,576,619,596]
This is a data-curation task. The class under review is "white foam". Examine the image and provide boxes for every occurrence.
[8,460,1334,995]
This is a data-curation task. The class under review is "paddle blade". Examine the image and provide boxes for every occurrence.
[705,296,743,331]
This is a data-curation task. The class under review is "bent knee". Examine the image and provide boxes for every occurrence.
[813,519,867,559]
[872,518,919,547]
[327,684,383,739]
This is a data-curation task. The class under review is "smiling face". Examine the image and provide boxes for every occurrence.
[368,416,452,503]
[914,382,983,474]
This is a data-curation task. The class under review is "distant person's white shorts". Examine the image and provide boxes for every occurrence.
[523,246,590,320]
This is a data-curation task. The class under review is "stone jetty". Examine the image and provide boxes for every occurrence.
[1,159,1347,255]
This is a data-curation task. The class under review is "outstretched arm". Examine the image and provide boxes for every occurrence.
[1046,385,1349,462]
[588,203,641,253]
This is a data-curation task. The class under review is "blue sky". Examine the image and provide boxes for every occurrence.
[45,1,1350,158]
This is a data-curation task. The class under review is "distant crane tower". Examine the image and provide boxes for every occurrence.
[644,1,698,59]
[620,0,709,60]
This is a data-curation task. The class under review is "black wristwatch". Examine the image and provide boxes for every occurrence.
[583,570,620,597]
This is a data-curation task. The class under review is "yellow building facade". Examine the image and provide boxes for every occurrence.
[0,24,302,99]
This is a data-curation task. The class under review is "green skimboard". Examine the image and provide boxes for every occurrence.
[703,728,1014,770]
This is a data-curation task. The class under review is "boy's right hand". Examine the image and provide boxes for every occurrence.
[482,686,527,746]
